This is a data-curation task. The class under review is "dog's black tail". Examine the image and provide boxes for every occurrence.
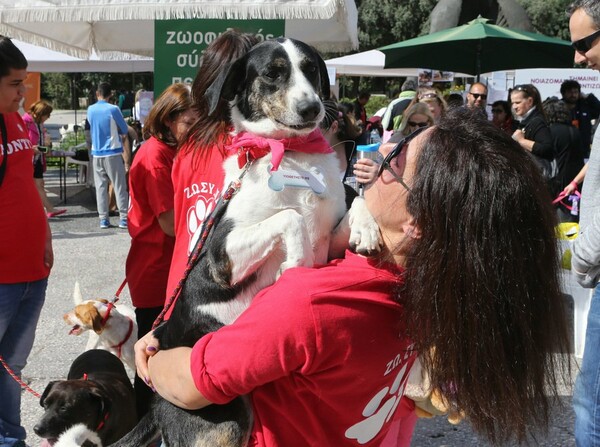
[107,412,159,447]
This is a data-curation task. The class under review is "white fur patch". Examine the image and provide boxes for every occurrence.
[54,424,102,447]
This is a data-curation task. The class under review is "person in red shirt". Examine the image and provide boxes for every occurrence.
[166,30,259,308]
[137,109,570,445]
[126,82,196,418]
[0,37,53,447]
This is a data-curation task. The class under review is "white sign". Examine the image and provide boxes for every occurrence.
[514,68,600,101]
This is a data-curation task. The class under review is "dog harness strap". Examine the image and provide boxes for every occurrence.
[110,318,134,358]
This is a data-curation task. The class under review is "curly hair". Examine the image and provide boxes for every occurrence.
[403,107,570,443]
[543,97,572,125]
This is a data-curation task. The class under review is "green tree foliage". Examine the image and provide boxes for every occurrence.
[357,0,437,49]
[41,72,153,110]
[41,73,71,109]
[518,0,571,40]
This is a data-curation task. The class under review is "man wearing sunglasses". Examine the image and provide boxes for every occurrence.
[569,2,600,446]
[466,82,488,111]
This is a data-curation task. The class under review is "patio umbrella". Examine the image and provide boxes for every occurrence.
[380,17,574,80]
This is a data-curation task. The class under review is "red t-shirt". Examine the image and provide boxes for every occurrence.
[166,141,227,301]
[126,136,176,308]
[191,251,417,446]
[0,112,49,283]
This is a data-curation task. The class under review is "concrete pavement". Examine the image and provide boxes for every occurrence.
[14,130,579,446]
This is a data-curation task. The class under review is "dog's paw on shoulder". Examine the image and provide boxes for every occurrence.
[348,197,382,255]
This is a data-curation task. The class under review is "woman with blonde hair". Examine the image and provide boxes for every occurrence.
[398,102,435,137]
[22,100,66,217]
[418,88,447,123]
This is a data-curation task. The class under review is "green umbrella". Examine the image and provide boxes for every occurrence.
[380,17,574,80]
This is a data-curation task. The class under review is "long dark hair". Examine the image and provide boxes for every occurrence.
[182,30,258,158]
[403,107,570,443]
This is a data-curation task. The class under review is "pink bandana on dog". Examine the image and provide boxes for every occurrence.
[226,129,333,171]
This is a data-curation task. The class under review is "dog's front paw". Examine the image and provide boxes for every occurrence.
[277,211,315,279]
[348,197,382,255]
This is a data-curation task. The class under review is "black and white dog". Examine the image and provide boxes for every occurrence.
[112,38,380,447]
[35,350,136,446]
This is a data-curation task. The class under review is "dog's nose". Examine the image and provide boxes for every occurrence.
[296,99,321,122]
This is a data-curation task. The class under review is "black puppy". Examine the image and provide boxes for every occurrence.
[35,350,137,446]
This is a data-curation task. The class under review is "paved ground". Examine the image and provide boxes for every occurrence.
[15,110,580,445]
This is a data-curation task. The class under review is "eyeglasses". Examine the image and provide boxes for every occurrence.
[376,126,427,191]
[469,92,487,100]
[491,108,503,114]
[408,121,429,128]
[572,29,600,53]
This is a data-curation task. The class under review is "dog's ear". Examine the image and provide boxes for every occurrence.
[90,308,104,334]
[88,385,109,418]
[315,49,331,100]
[205,55,248,116]
[40,381,59,407]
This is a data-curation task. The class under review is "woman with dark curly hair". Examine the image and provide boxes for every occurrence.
[137,107,570,446]
[543,97,586,220]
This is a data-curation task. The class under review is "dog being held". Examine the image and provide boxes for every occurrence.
[111,37,380,447]
[64,282,137,372]
[34,350,136,446]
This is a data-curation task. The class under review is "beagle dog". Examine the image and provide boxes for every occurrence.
[64,282,137,372]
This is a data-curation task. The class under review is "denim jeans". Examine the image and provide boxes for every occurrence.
[0,279,47,446]
[574,284,600,446]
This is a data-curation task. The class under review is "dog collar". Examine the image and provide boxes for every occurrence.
[227,129,333,172]
[96,410,110,432]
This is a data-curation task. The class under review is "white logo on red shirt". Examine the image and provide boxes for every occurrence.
[345,350,415,444]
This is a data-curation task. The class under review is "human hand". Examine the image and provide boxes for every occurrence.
[563,181,578,195]
[354,158,379,185]
[44,221,53,270]
[135,330,160,387]
[512,129,524,143]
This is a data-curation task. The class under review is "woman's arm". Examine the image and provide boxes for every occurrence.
[564,163,588,194]
[148,347,213,410]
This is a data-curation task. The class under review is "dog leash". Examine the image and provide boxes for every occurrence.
[0,354,41,398]
[100,278,128,327]
[152,158,255,329]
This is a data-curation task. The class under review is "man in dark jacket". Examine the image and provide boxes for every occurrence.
[561,79,600,158]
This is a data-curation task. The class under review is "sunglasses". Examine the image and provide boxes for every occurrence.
[408,121,429,128]
[491,108,504,114]
[572,29,600,53]
[469,92,487,100]
[419,92,439,100]
[376,126,427,191]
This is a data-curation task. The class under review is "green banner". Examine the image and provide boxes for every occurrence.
[154,19,285,95]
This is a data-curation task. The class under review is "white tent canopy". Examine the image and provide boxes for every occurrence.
[0,0,358,58]
[326,50,422,78]
[326,49,473,78]
[14,39,153,73]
